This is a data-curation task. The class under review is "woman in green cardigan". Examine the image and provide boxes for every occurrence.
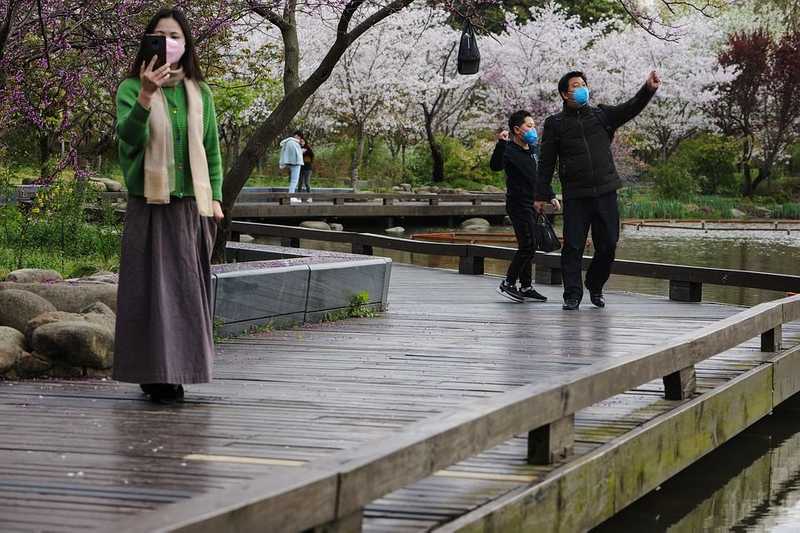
[113,7,223,404]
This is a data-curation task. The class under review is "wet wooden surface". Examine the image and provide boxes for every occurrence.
[1,264,797,532]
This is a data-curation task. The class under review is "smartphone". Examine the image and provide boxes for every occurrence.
[141,34,166,69]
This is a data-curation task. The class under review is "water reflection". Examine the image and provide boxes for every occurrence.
[254,223,800,307]
[593,399,800,532]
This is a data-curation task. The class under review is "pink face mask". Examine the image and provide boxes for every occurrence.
[166,37,185,65]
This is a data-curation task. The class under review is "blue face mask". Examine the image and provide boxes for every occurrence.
[522,128,538,145]
[572,86,590,106]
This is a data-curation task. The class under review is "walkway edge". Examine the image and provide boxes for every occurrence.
[437,344,800,533]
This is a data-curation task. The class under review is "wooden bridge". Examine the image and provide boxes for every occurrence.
[2,223,800,532]
[103,191,512,225]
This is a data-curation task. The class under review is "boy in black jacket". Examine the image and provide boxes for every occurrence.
[535,70,661,310]
[490,110,560,302]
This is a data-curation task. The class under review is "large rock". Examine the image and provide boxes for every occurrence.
[15,352,52,377]
[0,282,117,313]
[31,321,114,369]
[0,289,57,333]
[300,221,332,231]
[25,311,84,347]
[482,185,504,193]
[81,302,116,333]
[399,183,413,192]
[95,178,123,192]
[6,268,63,283]
[240,234,255,243]
[0,326,26,373]
[460,217,491,229]
[86,179,107,192]
[730,208,746,218]
[385,226,405,234]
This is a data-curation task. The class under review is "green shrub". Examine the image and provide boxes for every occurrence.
[650,160,698,201]
[672,134,739,195]
[776,203,800,219]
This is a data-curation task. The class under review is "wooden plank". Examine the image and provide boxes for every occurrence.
[110,467,338,533]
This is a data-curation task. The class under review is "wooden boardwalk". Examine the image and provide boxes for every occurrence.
[0,265,798,532]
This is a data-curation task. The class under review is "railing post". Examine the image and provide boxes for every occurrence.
[230,231,241,243]
[279,196,291,206]
[428,197,440,206]
[663,366,697,400]
[311,509,363,533]
[535,265,563,285]
[458,255,484,275]
[527,415,574,465]
[281,237,300,248]
[383,197,395,206]
[761,325,783,352]
[351,243,373,256]
[669,280,702,302]
[334,197,346,205]
[471,198,482,206]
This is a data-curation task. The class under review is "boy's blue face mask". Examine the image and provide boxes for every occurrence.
[572,86,590,106]
[522,129,538,145]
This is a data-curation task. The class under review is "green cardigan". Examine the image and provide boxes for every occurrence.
[116,78,223,202]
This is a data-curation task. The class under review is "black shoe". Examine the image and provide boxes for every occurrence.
[590,292,605,308]
[562,299,580,311]
[146,383,184,404]
[519,286,547,302]
[497,280,524,302]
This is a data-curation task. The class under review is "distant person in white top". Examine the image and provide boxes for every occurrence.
[279,130,304,204]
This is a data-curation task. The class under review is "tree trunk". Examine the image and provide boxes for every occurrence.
[423,110,444,183]
[350,125,365,190]
[39,134,51,179]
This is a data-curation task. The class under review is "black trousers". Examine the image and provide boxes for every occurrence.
[299,168,312,193]
[561,191,619,301]
[506,204,536,288]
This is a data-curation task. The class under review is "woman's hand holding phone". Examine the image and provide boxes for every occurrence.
[138,57,172,109]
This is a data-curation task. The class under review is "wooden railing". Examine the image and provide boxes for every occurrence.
[114,221,800,533]
[229,221,800,298]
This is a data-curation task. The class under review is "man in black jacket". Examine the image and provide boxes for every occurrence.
[491,110,560,302]
[535,70,661,310]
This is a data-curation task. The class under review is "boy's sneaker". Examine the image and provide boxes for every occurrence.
[519,286,547,302]
[497,280,524,302]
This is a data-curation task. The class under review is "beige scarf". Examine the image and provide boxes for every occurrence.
[144,68,213,217]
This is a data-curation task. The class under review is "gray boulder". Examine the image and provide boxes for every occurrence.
[0,326,26,373]
[0,289,57,333]
[240,234,255,243]
[0,282,117,312]
[25,311,85,347]
[460,217,491,229]
[81,302,116,333]
[385,226,405,234]
[31,321,114,369]
[6,269,63,283]
[96,178,123,192]
[16,352,52,377]
[730,208,747,218]
[330,223,344,232]
[300,221,332,231]
[399,183,413,192]
[482,185,504,193]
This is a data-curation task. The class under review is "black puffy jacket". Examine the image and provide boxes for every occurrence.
[536,84,655,201]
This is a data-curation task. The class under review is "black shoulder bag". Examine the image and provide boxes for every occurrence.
[534,214,561,253]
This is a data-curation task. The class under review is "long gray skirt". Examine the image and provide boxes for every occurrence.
[113,196,216,384]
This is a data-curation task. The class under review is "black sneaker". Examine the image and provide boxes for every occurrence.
[590,292,606,308]
[519,286,547,302]
[497,280,524,302]
[562,299,580,311]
